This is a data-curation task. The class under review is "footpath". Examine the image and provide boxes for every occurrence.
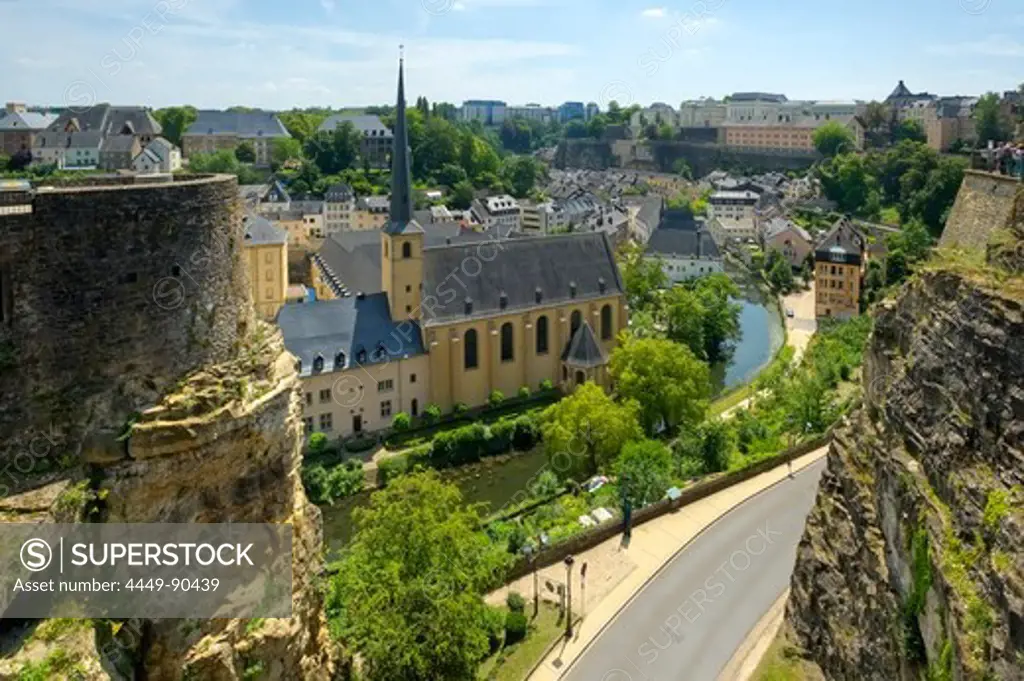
[484,445,829,680]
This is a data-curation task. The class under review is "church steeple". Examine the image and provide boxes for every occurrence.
[385,50,422,235]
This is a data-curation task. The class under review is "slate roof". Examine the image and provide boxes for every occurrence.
[185,110,290,138]
[46,105,162,137]
[647,223,720,260]
[762,217,811,243]
[0,111,56,131]
[815,218,865,265]
[318,114,392,137]
[730,92,788,103]
[243,215,287,246]
[420,232,623,326]
[562,322,607,368]
[100,135,138,153]
[325,183,354,202]
[278,294,425,378]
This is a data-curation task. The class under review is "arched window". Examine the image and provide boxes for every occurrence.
[411,399,419,417]
[500,322,514,362]
[464,329,478,370]
[536,315,549,355]
[402,241,412,259]
[601,304,613,340]
[570,310,582,337]
[575,370,585,386]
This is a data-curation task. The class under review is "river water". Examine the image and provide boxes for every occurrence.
[320,269,784,554]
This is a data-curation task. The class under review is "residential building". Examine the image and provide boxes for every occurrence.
[318,114,394,168]
[927,97,978,151]
[239,179,291,213]
[243,215,289,320]
[885,80,937,111]
[708,190,760,221]
[725,92,789,122]
[355,195,390,231]
[707,216,758,245]
[585,102,600,121]
[33,130,102,168]
[262,209,311,248]
[325,183,355,234]
[460,100,506,126]
[283,58,628,440]
[99,135,140,171]
[507,104,553,123]
[761,217,813,269]
[132,137,182,173]
[291,199,327,241]
[559,102,586,123]
[646,210,723,283]
[814,219,866,319]
[0,103,55,157]
[721,116,864,153]
[182,110,290,165]
[471,195,521,231]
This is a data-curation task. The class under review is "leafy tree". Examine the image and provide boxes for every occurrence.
[271,137,303,166]
[278,110,328,144]
[540,382,643,479]
[697,420,732,473]
[973,92,1010,144]
[813,121,856,157]
[862,101,892,147]
[767,252,795,293]
[414,116,461,181]
[905,156,966,235]
[657,123,675,140]
[610,337,710,435]
[432,102,458,121]
[885,219,932,285]
[500,156,541,198]
[564,120,588,139]
[187,149,240,174]
[500,119,532,153]
[692,274,742,363]
[617,241,668,311]
[234,141,256,164]
[392,412,411,432]
[816,152,880,217]
[327,472,510,681]
[615,439,672,508]
[287,161,323,197]
[7,149,32,171]
[152,105,197,147]
[448,180,475,210]
[891,119,927,144]
[586,113,608,140]
[435,162,468,188]
[672,158,693,180]
[304,121,363,175]
[663,287,705,358]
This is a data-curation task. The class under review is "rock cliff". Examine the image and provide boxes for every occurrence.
[784,179,1024,680]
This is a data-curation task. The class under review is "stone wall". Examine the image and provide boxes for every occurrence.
[940,170,1022,251]
[0,174,251,484]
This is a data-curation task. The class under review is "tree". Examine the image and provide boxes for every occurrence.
[767,253,795,293]
[672,158,693,180]
[501,156,541,198]
[617,242,668,311]
[327,472,510,681]
[234,141,256,163]
[692,274,742,363]
[414,116,461,181]
[7,148,32,171]
[449,180,475,210]
[696,420,732,473]
[271,137,303,166]
[862,101,892,147]
[663,287,705,358]
[564,120,588,139]
[278,111,328,144]
[152,105,197,147]
[905,156,966,235]
[885,219,932,285]
[500,119,532,153]
[305,121,363,175]
[891,119,926,145]
[435,162,468,188]
[813,121,856,157]
[657,123,674,141]
[615,439,672,509]
[973,92,1009,145]
[187,149,240,174]
[816,152,880,216]
[540,382,643,479]
[586,113,608,140]
[610,337,710,436]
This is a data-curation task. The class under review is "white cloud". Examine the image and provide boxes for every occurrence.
[641,7,666,19]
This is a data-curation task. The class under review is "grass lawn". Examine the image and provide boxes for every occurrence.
[751,630,824,681]
[709,383,756,417]
[478,603,564,681]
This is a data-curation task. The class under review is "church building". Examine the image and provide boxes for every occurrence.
[278,57,628,439]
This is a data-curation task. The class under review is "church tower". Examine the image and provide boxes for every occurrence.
[381,52,424,321]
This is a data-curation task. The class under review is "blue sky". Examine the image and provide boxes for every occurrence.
[3,0,1022,110]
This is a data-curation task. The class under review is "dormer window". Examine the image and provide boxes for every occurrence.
[312,354,325,373]
[334,351,346,370]
[376,342,387,359]
[356,347,367,364]
[295,360,302,373]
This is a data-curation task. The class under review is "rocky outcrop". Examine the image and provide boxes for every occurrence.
[785,253,1024,679]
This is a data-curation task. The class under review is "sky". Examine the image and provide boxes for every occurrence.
[2,0,1022,111]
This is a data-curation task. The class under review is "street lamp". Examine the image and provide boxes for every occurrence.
[564,555,575,638]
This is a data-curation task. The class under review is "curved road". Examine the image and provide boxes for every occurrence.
[562,459,825,681]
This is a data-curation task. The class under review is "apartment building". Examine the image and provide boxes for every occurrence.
[460,100,506,126]
[243,215,289,320]
[355,195,390,231]
[471,195,521,231]
[0,103,55,157]
[318,114,394,169]
[814,219,865,319]
[325,183,355,234]
[707,190,760,221]
[182,110,290,165]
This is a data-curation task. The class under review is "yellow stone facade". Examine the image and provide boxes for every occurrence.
[245,241,288,320]
[815,260,862,319]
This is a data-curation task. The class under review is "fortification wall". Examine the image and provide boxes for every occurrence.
[0,174,251,478]
[940,170,1021,251]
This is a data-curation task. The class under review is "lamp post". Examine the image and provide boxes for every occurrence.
[564,555,575,638]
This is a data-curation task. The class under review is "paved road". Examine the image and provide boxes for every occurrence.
[563,459,825,681]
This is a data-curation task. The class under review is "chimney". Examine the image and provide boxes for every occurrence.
[569,281,577,298]
[535,287,543,304]
[464,297,473,315]
[356,291,365,300]
[499,291,508,310]
[5,102,26,115]
[598,277,607,293]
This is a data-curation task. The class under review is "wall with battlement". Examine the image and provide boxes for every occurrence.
[940,170,1022,251]
[0,173,252,473]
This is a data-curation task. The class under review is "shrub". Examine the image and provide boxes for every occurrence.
[530,470,561,498]
[518,386,531,399]
[345,435,377,454]
[453,402,469,417]
[405,443,433,470]
[302,464,330,503]
[376,454,409,487]
[506,523,528,555]
[432,422,489,467]
[511,414,541,451]
[423,403,442,425]
[488,390,505,409]
[326,460,365,500]
[484,605,505,653]
[307,432,329,456]
[540,379,554,392]
[506,591,526,613]
[392,412,411,432]
[504,611,528,644]
[487,419,515,456]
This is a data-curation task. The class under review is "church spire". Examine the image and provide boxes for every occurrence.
[385,49,422,234]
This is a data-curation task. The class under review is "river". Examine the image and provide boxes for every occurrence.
[320,268,784,554]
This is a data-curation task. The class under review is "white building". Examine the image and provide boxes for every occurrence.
[646,223,723,283]
[707,190,759,221]
[131,137,182,173]
[460,100,507,126]
[506,104,553,123]
[33,130,101,168]
[707,216,758,246]
[325,183,355,234]
[678,99,727,128]
[471,194,521,230]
